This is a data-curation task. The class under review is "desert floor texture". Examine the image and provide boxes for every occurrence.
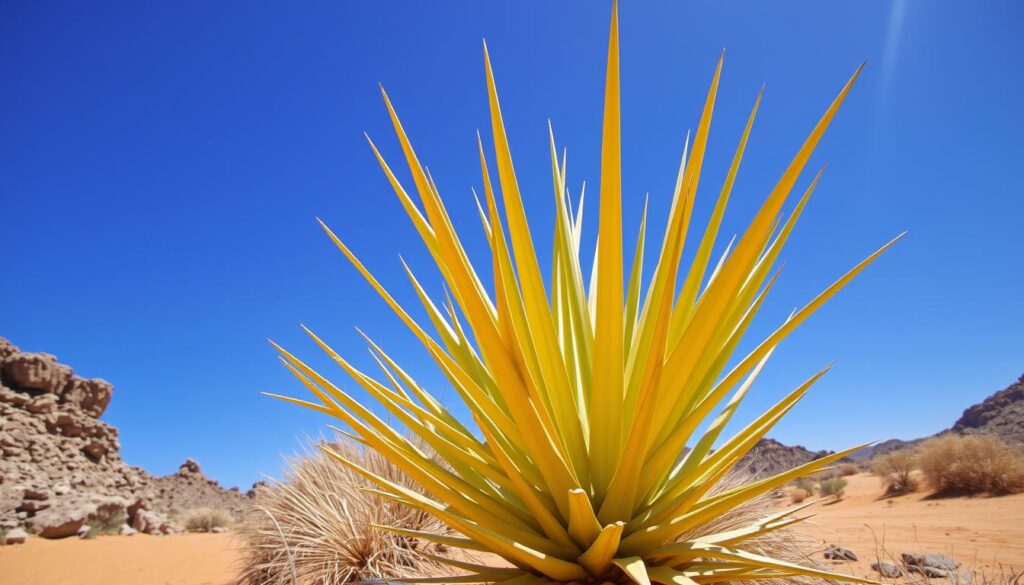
[1,474,1022,585]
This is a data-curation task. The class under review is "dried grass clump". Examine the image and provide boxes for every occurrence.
[234,439,447,585]
[182,508,232,533]
[793,477,817,495]
[837,463,860,477]
[818,477,847,499]
[917,434,1024,496]
[871,450,917,495]
[788,488,811,504]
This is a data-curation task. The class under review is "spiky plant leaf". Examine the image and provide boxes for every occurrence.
[270,4,898,584]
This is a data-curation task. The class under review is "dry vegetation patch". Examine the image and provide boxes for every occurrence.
[918,435,1024,496]
[182,507,233,533]
[234,439,447,585]
[871,450,918,496]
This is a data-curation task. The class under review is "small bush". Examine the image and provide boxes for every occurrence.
[85,506,127,538]
[871,449,918,495]
[818,477,847,498]
[182,508,233,533]
[788,488,810,504]
[917,434,1024,495]
[793,477,816,494]
[837,463,860,476]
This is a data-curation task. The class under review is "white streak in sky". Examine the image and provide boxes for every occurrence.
[879,0,908,102]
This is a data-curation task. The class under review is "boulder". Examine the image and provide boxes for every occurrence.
[119,523,137,536]
[2,353,72,395]
[132,509,174,535]
[27,504,90,538]
[902,553,960,572]
[3,527,28,545]
[824,545,858,561]
[25,497,127,539]
[178,458,202,475]
[0,338,19,362]
[61,376,113,418]
[907,565,950,578]
[872,561,903,578]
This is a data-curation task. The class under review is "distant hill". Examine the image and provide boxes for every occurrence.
[849,373,1024,461]
[738,438,843,477]
[745,373,1024,471]
[849,438,918,461]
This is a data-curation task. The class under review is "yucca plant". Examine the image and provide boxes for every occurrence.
[269,4,899,585]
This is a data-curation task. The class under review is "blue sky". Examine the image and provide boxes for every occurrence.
[1,1,1021,490]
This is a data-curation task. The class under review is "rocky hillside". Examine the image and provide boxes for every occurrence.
[950,374,1024,445]
[738,438,843,477]
[850,373,1024,460]
[0,336,253,538]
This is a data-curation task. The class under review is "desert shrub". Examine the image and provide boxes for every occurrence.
[818,476,848,498]
[917,434,1024,495]
[85,506,127,538]
[871,449,918,495]
[793,476,816,494]
[789,488,810,504]
[182,508,232,533]
[234,438,447,585]
[837,463,860,476]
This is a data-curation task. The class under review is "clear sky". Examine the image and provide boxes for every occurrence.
[1,1,1021,490]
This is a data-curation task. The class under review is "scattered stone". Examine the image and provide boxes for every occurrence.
[907,565,950,578]
[211,525,228,533]
[872,561,903,578]
[76,524,90,538]
[119,523,137,536]
[824,545,858,561]
[3,527,28,545]
[903,553,960,572]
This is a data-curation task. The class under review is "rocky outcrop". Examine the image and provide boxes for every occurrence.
[852,373,1024,460]
[951,374,1024,445]
[0,336,252,538]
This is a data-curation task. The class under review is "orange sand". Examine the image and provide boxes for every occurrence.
[2,474,1022,584]
[0,532,239,585]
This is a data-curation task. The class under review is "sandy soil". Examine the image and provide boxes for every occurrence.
[783,473,1024,579]
[2,474,1021,585]
[0,532,240,585]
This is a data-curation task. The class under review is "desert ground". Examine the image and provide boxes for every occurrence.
[791,473,1024,579]
[1,473,1021,585]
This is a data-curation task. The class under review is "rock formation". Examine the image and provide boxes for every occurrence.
[951,373,1024,445]
[851,373,1024,460]
[0,336,252,539]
